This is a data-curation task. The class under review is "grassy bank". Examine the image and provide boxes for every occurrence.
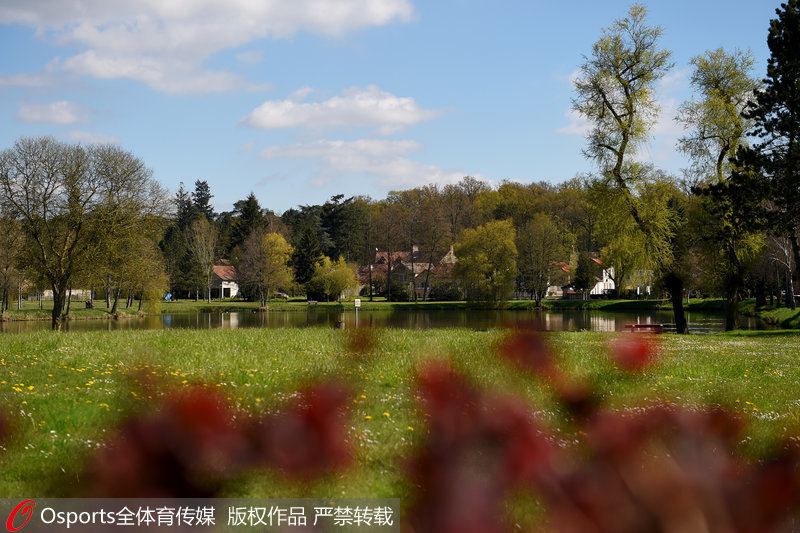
[0,296,753,319]
[742,302,800,329]
[1,300,142,322]
[0,328,798,498]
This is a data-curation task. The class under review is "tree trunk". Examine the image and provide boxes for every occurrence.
[723,253,744,331]
[138,291,143,312]
[724,285,740,331]
[755,277,767,308]
[664,273,688,334]
[106,277,111,308]
[786,268,795,309]
[387,252,393,302]
[65,284,72,317]
[111,287,121,315]
[791,232,800,309]
[51,285,67,331]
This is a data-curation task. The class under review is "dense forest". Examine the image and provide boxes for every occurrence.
[1,2,799,333]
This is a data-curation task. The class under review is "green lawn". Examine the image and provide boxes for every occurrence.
[0,328,799,498]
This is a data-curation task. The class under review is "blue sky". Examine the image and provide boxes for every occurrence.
[0,1,777,214]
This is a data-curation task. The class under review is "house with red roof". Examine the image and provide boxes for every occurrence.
[212,263,239,299]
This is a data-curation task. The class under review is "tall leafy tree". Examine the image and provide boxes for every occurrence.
[91,144,166,314]
[454,219,517,303]
[733,0,800,307]
[516,213,567,306]
[186,217,218,302]
[0,213,21,313]
[259,232,293,307]
[573,5,692,332]
[677,48,762,329]
[372,199,407,301]
[1,138,97,329]
[306,256,357,302]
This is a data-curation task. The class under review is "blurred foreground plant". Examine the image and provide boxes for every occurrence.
[39,328,800,531]
[407,330,800,532]
[83,382,352,497]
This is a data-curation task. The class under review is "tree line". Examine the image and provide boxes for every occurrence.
[1,1,798,332]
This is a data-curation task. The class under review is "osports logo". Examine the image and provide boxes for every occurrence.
[6,500,35,532]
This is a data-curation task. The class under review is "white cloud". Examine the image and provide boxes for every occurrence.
[236,50,265,64]
[61,51,266,94]
[17,101,89,125]
[261,139,465,188]
[241,85,441,135]
[0,72,55,87]
[67,130,120,144]
[0,0,414,93]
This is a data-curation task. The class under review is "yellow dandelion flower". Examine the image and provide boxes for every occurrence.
[382,412,390,418]
[364,415,372,420]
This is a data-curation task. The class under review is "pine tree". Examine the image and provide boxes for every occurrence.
[733,0,800,308]
[292,220,323,286]
[191,180,215,221]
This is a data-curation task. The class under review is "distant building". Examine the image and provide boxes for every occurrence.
[212,264,239,299]
[359,245,458,300]
[547,257,616,299]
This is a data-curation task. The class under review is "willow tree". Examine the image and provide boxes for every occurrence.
[677,48,762,330]
[572,5,690,332]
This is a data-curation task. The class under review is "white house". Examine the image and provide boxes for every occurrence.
[212,264,239,299]
[589,259,615,297]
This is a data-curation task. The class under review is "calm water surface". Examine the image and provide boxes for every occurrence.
[0,308,770,334]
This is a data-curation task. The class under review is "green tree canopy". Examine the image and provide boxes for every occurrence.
[306,257,357,302]
[454,219,517,302]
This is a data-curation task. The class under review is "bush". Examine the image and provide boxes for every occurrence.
[429,280,463,301]
[383,280,411,302]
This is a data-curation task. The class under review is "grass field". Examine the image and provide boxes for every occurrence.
[1,328,799,500]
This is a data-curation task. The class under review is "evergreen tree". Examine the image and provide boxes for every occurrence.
[230,192,265,251]
[174,182,194,230]
[292,219,323,286]
[191,180,215,221]
[733,0,800,307]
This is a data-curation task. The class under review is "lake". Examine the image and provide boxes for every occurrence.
[0,308,770,334]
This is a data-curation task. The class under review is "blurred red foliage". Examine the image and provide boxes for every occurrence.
[73,328,800,531]
[247,382,352,479]
[407,330,800,532]
[84,382,352,496]
[610,334,660,371]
